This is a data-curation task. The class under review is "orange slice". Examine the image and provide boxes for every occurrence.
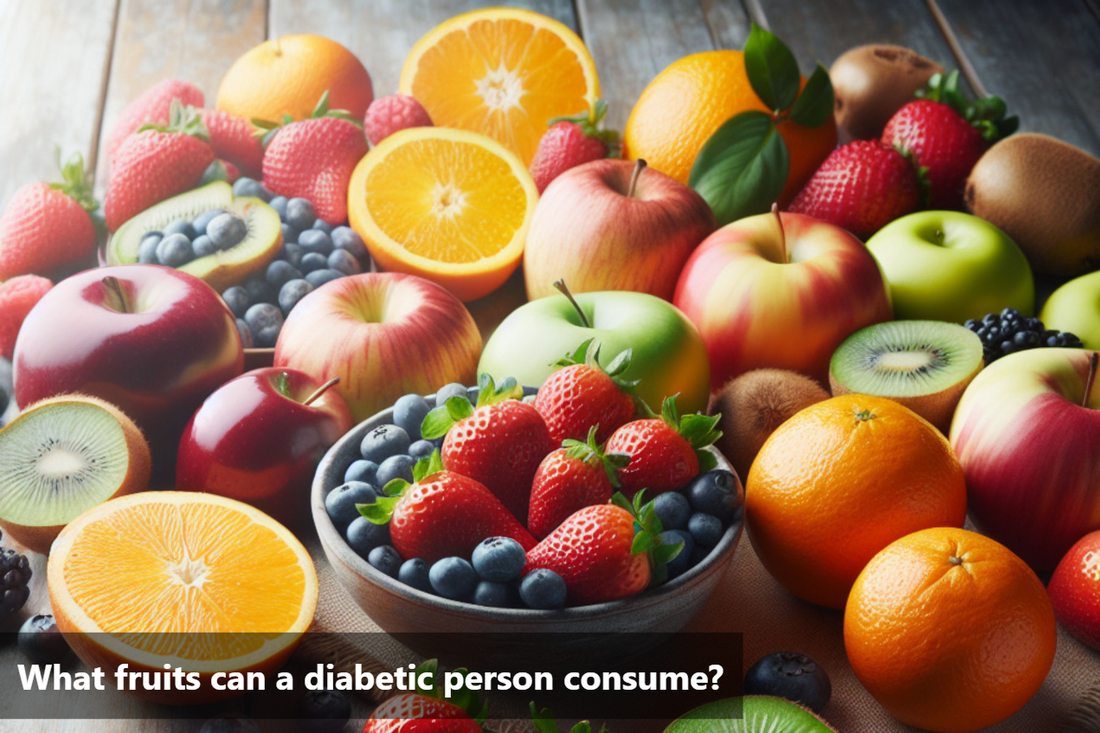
[347,127,537,301]
[48,492,317,698]
[399,7,600,165]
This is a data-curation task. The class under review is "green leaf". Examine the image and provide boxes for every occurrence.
[690,111,790,227]
[421,396,473,440]
[383,479,408,497]
[743,22,801,112]
[652,539,684,566]
[697,450,718,474]
[359,495,399,524]
[446,395,475,421]
[412,451,443,482]
[414,659,439,695]
[632,531,656,555]
[273,371,292,398]
[531,703,561,733]
[553,338,596,368]
[789,63,834,128]
[604,348,631,377]
[680,413,723,449]
[611,492,633,514]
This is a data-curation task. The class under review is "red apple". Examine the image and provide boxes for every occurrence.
[950,348,1100,571]
[673,210,892,388]
[1049,529,1100,651]
[524,159,716,301]
[274,272,482,423]
[176,367,353,527]
[13,265,243,471]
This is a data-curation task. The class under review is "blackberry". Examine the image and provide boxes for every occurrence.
[964,308,1083,363]
[1,531,32,618]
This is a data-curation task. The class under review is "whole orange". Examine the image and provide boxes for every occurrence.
[746,395,966,609]
[623,50,836,205]
[845,528,1057,732]
[216,35,373,123]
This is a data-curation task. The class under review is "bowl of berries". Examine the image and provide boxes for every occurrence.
[311,351,743,653]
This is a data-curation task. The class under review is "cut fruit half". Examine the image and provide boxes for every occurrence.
[829,320,984,433]
[347,127,538,301]
[399,7,600,165]
[48,491,318,702]
[107,181,283,292]
[0,395,151,554]
[664,696,837,732]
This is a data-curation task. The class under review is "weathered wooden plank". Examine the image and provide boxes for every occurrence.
[0,0,118,209]
[934,0,1100,156]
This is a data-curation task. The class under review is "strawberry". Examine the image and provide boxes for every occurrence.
[529,99,620,193]
[361,452,536,564]
[0,275,53,359]
[523,492,683,605]
[105,78,204,167]
[201,108,264,178]
[104,100,214,231]
[259,91,368,224]
[605,396,721,498]
[787,140,922,239]
[883,70,1017,210]
[527,426,629,539]
[534,338,638,444]
[422,375,554,522]
[364,695,481,733]
[364,94,433,147]
[0,153,98,280]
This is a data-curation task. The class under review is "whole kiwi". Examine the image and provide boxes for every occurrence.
[830,44,942,140]
[966,133,1100,277]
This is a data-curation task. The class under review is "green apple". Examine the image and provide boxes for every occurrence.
[866,211,1034,323]
[478,285,711,414]
[1040,270,1100,349]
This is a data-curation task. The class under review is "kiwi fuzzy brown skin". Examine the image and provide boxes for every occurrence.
[710,370,830,482]
[830,44,942,141]
[0,394,151,555]
[966,133,1100,277]
[829,363,981,435]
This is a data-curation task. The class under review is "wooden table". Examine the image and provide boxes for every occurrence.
[1,1,1099,731]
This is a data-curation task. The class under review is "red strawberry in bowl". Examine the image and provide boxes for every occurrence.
[529,99,620,194]
[422,375,554,522]
[259,91,368,224]
[533,338,639,444]
[105,78,204,167]
[605,395,722,498]
[201,108,265,178]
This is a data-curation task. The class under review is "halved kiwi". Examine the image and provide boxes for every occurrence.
[829,321,984,433]
[664,696,837,732]
[0,395,151,554]
[106,181,283,291]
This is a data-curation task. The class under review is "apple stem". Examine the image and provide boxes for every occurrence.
[304,376,340,406]
[553,279,591,328]
[626,159,647,199]
[102,276,130,313]
[1084,352,1099,409]
[771,203,788,263]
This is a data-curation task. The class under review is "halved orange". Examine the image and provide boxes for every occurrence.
[399,7,600,165]
[48,492,318,701]
[347,127,538,301]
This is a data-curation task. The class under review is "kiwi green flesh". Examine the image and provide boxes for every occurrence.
[107,181,233,264]
[664,696,836,732]
[0,402,129,527]
[830,321,983,398]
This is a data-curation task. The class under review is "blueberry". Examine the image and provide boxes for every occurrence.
[686,470,740,522]
[688,512,723,549]
[138,234,162,264]
[266,259,302,289]
[660,529,694,579]
[393,394,432,440]
[299,229,334,257]
[296,689,351,733]
[299,252,329,274]
[17,614,69,663]
[305,268,343,288]
[269,196,288,221]
[286,197,316,231]
[408,439,435,461]
[191,234,216,258]
[435,382,470,407]
[376,454,415,486]
[232,177,271,202]
[472,537,526,582]
[281,222,300,245]
[312,219,334,234]
[331,226,368,259]
[368,545,403,578]
[278,278,313,315]
[325,481,378,531]
[519,568,567,609]
[193,208,225,234]
[243,272,274,304]
[163,218,196,239]
[235,318,253,348]
[429,557,478,600]
[207,213,248,250]
[199,715,261,733]
[281,242,302,268]
[474,580,511,607]
[154,233,193,267]
[360,424,411,464]
[653,491,692,531]
[328,248,361,275]
[243,303,283,348]
[345,459,379,485]
[398,558,432,592]
[345,516,391,558]
[744,652,831,713]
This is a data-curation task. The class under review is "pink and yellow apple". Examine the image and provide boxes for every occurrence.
[524,159,716,301]
[274,272,482,422]
[950,348,1100,571]
[673,210,892,388]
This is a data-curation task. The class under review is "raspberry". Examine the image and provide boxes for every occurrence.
[0,275,53,359]
[364,94,433,147]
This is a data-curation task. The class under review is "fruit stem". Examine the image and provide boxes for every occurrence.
[304,376,340,406]
[771,203,788,263]
[553,279,591,329]
[1084,352,1099,409]
[102,276,130,313]
[272,36,282,56]
[626,159,646,199]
